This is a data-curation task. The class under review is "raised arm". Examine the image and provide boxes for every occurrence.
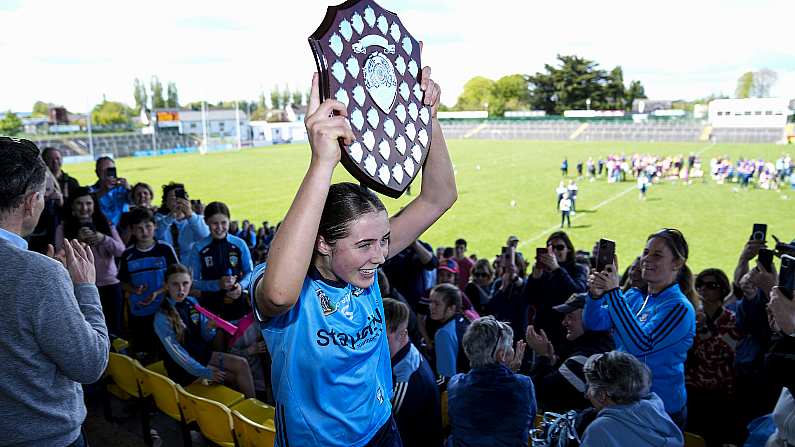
[255,73,354,317]
[388,66,457,258]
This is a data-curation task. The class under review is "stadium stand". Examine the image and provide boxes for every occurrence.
[32,133,200,158]
[709,127,785,144]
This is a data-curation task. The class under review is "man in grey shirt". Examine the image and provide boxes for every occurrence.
[0,137,109,447]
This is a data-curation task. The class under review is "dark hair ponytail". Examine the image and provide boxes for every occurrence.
[318,182,386,244]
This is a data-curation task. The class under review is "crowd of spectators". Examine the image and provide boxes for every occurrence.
[3,140,795,446]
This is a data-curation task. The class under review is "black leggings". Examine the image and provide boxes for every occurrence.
[98,283,124,337]
[561,211,571,228]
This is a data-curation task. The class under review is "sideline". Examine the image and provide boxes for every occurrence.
[518,144,715,248]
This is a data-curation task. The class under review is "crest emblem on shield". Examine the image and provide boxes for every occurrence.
[309,0,432,198]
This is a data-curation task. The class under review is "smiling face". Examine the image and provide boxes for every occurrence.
[71,194,94,221]
[133,186,152,208]
[167,272,192,302]
[206,213,230,240]
[640,237,682,289]
[696,274,724,304]
[317,210,390,289]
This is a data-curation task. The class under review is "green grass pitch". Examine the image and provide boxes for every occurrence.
[64,139,793,275]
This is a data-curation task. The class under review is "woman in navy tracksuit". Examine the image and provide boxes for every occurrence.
[189,201,253,322]
[583,228,696,429]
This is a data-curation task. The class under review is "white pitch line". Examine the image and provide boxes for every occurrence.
[518,144,715,248]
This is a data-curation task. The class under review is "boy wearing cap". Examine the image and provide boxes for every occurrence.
[525,293,613,412]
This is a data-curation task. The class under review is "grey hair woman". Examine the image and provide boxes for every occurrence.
[584,351,651,407]
[462,316,518,369]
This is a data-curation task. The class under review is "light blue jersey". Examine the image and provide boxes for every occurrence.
[249,263,393,447]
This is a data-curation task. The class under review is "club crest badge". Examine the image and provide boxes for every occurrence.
[318,289,336,316]
[309,0,431,198]
[229,255,239,268]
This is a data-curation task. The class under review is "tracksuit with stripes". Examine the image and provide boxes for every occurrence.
[583,284,695,414]
[391,343,442,447]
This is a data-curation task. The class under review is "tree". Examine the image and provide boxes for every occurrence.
[292,89,304,106]
[735,72,754,99]
[92,100,133,126]
[281,85,291,109]
[270,86,282,110]
[0,111,23,136]
[751,68,777,97]
[605,67,626,110]
[527,71,557,114]
[625,80,647,110]
[527,55,609,114]
[258,92,268,111]
[166,82,179,108]
[133,78,148,113]
[150,76,165,108]
[454,76,494,111]
[489,74,530,116]
[32,101,49,117]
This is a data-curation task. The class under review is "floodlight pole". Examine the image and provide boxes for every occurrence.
[86,101,94,159]
[235,101,242,150]
[201,101,208,154]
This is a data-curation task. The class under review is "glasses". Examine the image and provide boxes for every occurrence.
[696,281,721,290]
[548,244,566,251]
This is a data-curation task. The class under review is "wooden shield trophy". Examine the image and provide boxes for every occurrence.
[309,0,431,198]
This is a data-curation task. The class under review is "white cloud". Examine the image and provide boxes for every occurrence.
[0,0,793,113]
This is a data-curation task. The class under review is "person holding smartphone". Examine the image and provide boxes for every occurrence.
[583,228,696,429]
[56,187,126,336]
[88,156,130,228]
[154,182,210,261]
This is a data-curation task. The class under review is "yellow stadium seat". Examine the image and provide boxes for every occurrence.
[145,360,167,377]
[231,399,276,447]
[134,363,183,422]
[112,337,130,353]
[183,381,244,419]
[106,352,143,400]
[684,432,706,447]
[176,386,236,447]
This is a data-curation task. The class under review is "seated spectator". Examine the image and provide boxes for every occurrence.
[88,156,131,228]
[154,182,210,261]
[464,259,494,314]
[429,283,470,385]
[448,316,534,447]
[580,351,683,447]
[525,231,589,350]
[685,268,742,445]
[384,298,442,447]
[118,208,178,358]
[56,187,126,336]
[189,201,253,322]
[526,293,613,412]
[584,228,696,428]
[154,264,255,398]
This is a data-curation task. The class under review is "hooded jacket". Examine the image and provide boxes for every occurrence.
[580,393,683,447]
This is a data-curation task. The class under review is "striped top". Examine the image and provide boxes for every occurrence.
[583,284,695,413]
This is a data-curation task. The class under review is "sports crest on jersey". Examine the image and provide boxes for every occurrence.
[229,254,239,268]
[318,289,336,316]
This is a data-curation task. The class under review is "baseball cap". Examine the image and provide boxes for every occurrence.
[507,235,519,243]
[438,258,459,274]
[553,293,587,313]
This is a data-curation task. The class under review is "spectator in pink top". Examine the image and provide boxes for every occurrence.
[56,187,125,336]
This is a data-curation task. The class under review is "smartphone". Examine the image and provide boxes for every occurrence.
[758,248,775,273]
[751,223,767,242]
[105,167,117,178]
[779,254,795,299]
[595,239,616,272]
[174,188,188,200]
[536,247,547,257]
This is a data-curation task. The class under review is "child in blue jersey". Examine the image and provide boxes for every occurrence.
[118,207,178,356]
[250,67,456,447]
[154,183,210,261]
[189,201,253,322]
[584,228,696,429]
[428,283,470,386]
[154,264,255,398]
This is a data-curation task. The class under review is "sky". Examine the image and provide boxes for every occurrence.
[1,0,794,113]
